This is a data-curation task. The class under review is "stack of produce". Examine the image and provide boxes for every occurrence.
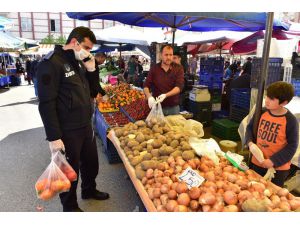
[121,98,150,121]
[97,83,145,112]
[113,119,300,212]
[102,111,131,127]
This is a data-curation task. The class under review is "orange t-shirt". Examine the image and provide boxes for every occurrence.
[251,109,299,170]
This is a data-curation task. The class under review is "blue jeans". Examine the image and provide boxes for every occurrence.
[162,105,180,116]
[33,77,38,96]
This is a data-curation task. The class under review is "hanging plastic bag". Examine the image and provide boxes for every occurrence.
[53,151,77,182]
[35,152,71,201]
[249,144,276,181]
[146,101,168,127]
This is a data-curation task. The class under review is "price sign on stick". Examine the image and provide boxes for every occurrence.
[177,167,205,189]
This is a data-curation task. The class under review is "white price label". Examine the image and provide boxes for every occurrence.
[177,167,205,189]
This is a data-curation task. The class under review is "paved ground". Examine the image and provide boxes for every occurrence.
[0,83,145,212]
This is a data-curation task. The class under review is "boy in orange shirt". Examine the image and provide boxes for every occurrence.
[246,81,299,187]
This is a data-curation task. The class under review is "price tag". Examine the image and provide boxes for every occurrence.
[177,167,205,189]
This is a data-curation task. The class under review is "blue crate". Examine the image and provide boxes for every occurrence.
[292,79,300,96]
[199,80,223,90]
[200,57,224,66]
[95,109,110,150]
[251,57,283,88]
[104,140,122,164]
[230,105,249,122]
[231,88,250,109]
[94,109,122,164]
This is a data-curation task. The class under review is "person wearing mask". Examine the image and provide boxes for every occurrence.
[36,27,109,212]
[30,55,42,97]
[144,45,184,116]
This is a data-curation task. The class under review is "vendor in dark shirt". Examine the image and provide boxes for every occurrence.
[143,45,184,116]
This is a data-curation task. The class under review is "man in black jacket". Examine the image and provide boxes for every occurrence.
[36,27,109,212]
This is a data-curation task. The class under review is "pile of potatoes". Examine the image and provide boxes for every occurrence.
[113,119,300,212]
[114,118,196,179]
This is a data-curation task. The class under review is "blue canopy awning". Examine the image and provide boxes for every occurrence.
[67,12,290,32]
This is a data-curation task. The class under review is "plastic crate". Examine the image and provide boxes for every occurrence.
[212,119,240,141]
[212,110,229,119]
[230,88,250,109]
[104,139,122,164]
[200,57,224,66]
[292,79,300,96]
[251,57,283,88]
[95,109,122,164]
[199,80,223,90]
[188,100,212,127]
[229,105,249,122]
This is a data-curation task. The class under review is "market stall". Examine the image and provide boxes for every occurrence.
[103,115,300,212]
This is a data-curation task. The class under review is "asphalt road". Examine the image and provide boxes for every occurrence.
[0,84,145,212]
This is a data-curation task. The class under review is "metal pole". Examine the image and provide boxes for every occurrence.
[172,15,176,47]
[252,12,274,140]
[172,29,176,47]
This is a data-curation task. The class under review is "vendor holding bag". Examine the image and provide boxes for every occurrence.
[143,44,184,116]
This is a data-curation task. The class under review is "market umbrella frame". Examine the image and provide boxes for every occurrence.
[67,12,289,46]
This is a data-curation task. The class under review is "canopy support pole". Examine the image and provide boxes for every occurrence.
[252,12,274,141]
[172,15,176,47]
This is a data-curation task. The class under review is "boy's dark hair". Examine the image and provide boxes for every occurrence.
[66,26,97,44]
[160,44,173,53]
[266,81,295,104]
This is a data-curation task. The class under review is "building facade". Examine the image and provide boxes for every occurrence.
[0,12,122,41]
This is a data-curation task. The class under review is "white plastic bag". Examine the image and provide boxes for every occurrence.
[184,119,204,138]
[35,152,71,201]
[53,151,77,182]
[146,102,168,127]
[189,137,224,165]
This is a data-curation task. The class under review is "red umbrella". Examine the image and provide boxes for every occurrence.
[231,30,291,55]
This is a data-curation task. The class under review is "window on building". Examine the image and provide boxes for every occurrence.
[104,20,114,28]
[76,20,88,27]
[21,17,32,32]
[50,19,60,32]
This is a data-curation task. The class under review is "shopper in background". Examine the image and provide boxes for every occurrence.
[144,44,184,116]
[25,57,32,85]
[240,57,252,76]
[173,51,182,66]
[245,81,299,187]
[15,59,24,76]
[135,58,144,87]
[30,55,42,97]
[127,55,137,84]
[95,52,106,65]
[92,52,107,99]
[189,55,197,75]
[36,26,109,212]
[117,56,125,71]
